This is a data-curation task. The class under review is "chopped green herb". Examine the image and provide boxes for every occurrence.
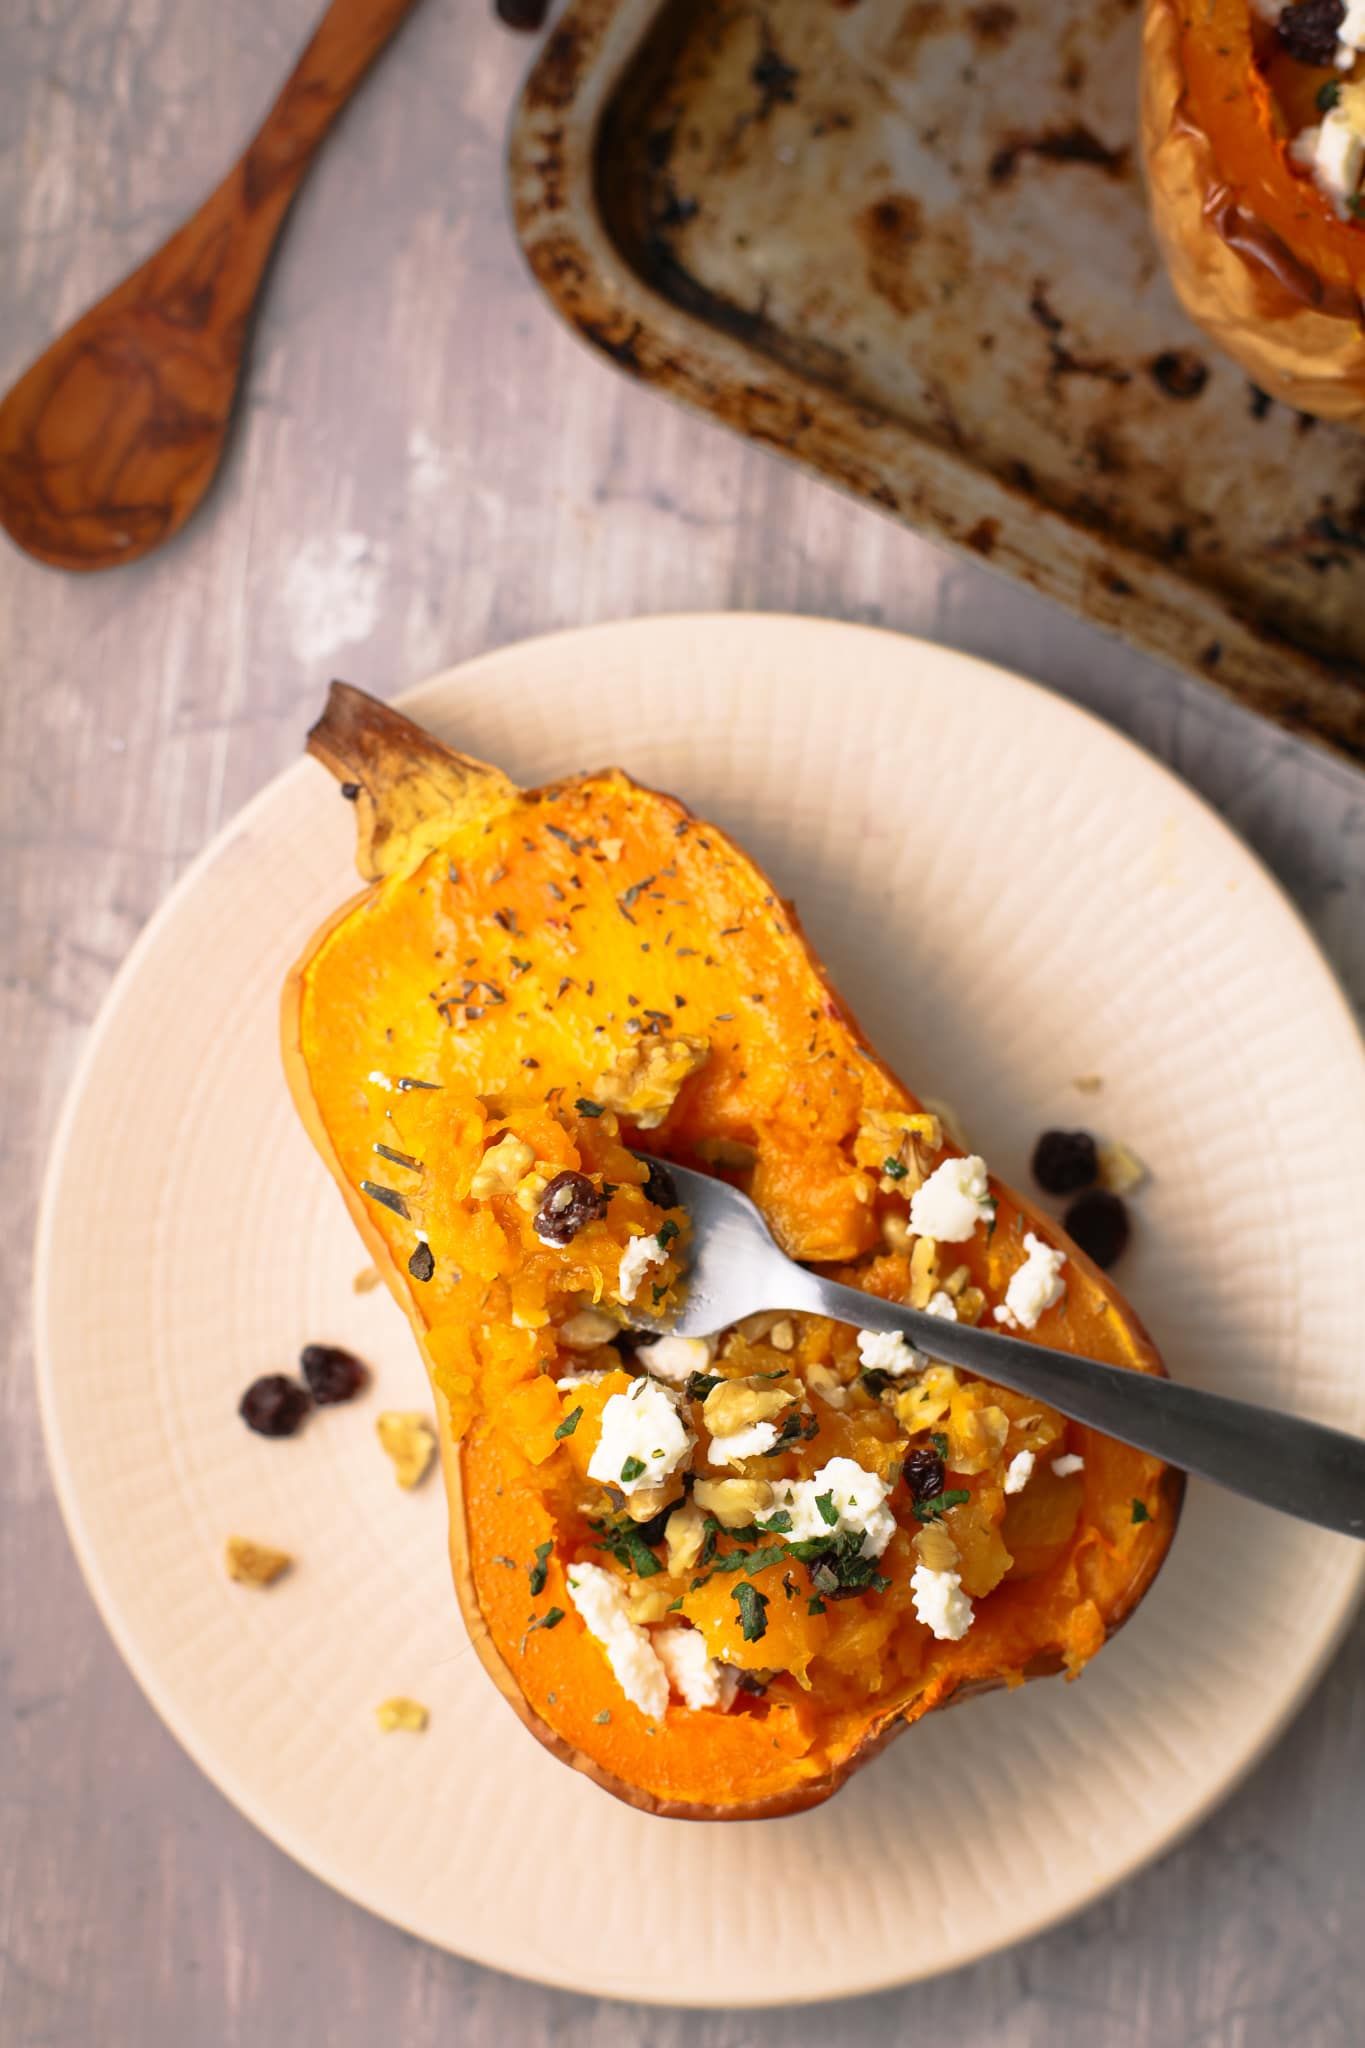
[808,1596,827,1615]
[914,1488,971,1522]
[575,1097,604,1117]
[815,1491,839,1527]
[594,1709,612,1724]
[930,1431,949,1457]
[620,1456,647,1484]
[882,1156,909,1181]
[656,1218,680,1249]
[528,1541,553,1596]
[686,1371,723,1401]
[760,1509,793,1533]
[592,1519,665,1577]
[733,1581,770,1643]
[519,1605,565,1653]
[1318,79,1342,112]
[554,1405,583,1439]
[667,1595,684,1612]
[1131,1498,1151,1524]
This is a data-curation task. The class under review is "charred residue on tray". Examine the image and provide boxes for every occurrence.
[965,517,1000,556]
[1147,350,1210,402]
[750,27,800,119]
[1269,492,1365,574]
[522,18,588,114]
[1028,286,1132,389]
[989,124,1129,188]
[887,2,948,74]
[967,4,1018,46]
[856,193,926,317]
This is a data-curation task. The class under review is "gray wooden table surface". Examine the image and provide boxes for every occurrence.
[3,4,1363,2044]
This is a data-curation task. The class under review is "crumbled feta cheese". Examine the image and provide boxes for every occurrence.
[993,1233,1067,1330]
[1310,106,1364,213]
[856,1328,926,1378]
[762,1456,896,1560]
[909,1155,994,1241]
[653,1625,739,1711]
[588,1379,692,1495]
[565,1562,669,1720]
[1003,1449,1035,1495]
[640,1333,713,1386]
[925,1290,958,1321]
[911,1563,974,1641]
[617,1231,668,1302]
[1339,0,1365,64]
[367,1069,394,1090]
[1051,1452,1085,1478]
[707,1421,780,1465]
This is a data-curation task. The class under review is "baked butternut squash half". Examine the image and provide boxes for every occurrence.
[284,682,1181,1820]
[1142,0,1365,423]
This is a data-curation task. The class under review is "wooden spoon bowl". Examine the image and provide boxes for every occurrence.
[0,0,423,572]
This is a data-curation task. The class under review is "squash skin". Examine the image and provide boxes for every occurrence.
[1141,0,1365,426]
[283,683,1182,1821]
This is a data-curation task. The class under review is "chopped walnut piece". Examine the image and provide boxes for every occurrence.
[376,1411,437,1489]
[768,1318,796,1352]
[1097,1137,1147,1196]
[854,1108,942,1194]
[352,1264,382,1295]
[594,1035,710,1128]
[913,1521,958,1571]
[375,1696,429,1733]
[880,1208,911,1253]
[806,1361,851,1410]
[702,1376,796,1438]
[626,1579,678,1624]
[909,1235,940,1309]
[955,1286,987,1326]
[224,1537,292,1586]
[665,1498,707,1574]
[558,1307,621,1350]
[469,1131,537,1200]
[693,1477,775,1528]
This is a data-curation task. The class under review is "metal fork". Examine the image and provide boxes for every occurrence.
[630,1160,1365,1540]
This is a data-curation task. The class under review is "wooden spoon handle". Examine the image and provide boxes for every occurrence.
[243,0,426,227]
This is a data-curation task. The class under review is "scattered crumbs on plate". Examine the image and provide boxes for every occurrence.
[376,1410,437,1489]
[1072,1074,1104,1095]
[375,1696,429,1733]
[353,1264,382,1294]
[1097,1137,1147,1195]
[224,1537,292,1586]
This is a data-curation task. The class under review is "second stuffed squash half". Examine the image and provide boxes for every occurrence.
[284,683,1181,1820]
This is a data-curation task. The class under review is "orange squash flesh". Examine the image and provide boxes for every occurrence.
[1142,0,1365,423]
[283,684,1181,1820]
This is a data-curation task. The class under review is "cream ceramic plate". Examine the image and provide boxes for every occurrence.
[36,616,1365,2006]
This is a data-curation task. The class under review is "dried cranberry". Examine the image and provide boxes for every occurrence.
[300,1344,369,1405]
[1276,0,1344,66]
[534,1170,609,1246]
[239,1374,311,1437]
[1031,1128,1099,1196]
[903,1447,947,1502]
[1064,1188,1130,1269]
[494,0,549,30]
[640,1157,678,1211]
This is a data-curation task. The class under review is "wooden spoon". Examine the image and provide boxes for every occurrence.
[0,0,425,573]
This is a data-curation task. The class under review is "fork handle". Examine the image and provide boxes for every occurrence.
[798,1276,1365,1539]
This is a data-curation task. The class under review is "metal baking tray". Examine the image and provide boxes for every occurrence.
[509,0,1365,765]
